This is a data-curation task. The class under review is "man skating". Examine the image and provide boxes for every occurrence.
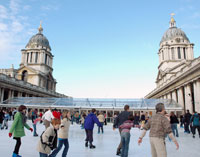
[138,103,179,157]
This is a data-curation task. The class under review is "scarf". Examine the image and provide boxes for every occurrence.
[20,111,27,125]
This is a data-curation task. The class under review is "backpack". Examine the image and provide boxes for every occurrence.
[40,130,57,150]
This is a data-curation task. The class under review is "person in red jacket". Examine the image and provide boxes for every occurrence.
[52,108,61,120]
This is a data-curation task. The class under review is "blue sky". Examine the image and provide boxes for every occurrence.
[0,0,200,98]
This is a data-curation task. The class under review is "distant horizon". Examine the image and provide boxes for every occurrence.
[1,0,200,98]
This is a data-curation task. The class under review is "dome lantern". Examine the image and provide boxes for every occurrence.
[38,21,43,34]
[170,13,176,28]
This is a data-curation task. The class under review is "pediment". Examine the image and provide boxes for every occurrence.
[17,66,38,74]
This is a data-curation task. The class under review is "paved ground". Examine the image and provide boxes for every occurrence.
[0,121,200,157]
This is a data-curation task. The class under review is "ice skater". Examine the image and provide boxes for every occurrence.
[84,108,102,149]
[97,112,105,134]
[9,105,33,157]
[1,110,9,129]
[49,110,71,157]
[37,118,61,157]
[113,105,130,156]
[0,109,4,129]
[190,112,200,138]
[119,114,134,157]
[138,103,179,157]
[33,117,41,136]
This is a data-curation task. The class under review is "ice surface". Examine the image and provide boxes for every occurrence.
[0,121,200,157]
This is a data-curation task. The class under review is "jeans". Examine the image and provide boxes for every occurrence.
[1,119,8,129]
[85,129,93,144]
[39,152,48,157]
[13,137,21,155]
[171,124,179,137]
[184,122,190,133]
[33,124,37,136]
[49,139,69,157]
[192,126,200,136]
[98,122,104,133]
[121,132,130,157]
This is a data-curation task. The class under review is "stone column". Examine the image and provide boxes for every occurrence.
[0,88,1,101]
[172,90,177,102]
[184,84,193,112]
[8,90,12,100]
[1,88,4,103]
[194,80,200,112]
[177,87,184,109]
[12,90,14,98]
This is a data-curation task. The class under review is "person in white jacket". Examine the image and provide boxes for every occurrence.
[42,108,54,129]
[49,110,71,157]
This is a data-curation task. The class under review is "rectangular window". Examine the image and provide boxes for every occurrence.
[30,52,33,63]
[183,48,186,59]
[162,51,164,60]
[45,54,47,64]
[178,47,181,59]
[171,48,175,60]
[27,53,29,63]
[35,52,38,63]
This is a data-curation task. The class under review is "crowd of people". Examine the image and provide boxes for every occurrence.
[0,104,200,157]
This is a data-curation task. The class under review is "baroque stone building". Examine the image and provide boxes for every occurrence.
[0,24,67,102]
[145,15,200,113]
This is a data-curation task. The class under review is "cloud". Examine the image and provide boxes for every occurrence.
[0,5,8,19]
[0,0,60,67]
[9,0,20,15]
[0,0,33,65]
[0,23,8,31]
[41,5,59,11]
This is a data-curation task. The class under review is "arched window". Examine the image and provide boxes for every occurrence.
[22,70,28,82]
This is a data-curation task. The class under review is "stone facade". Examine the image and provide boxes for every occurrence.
[145,16,200,113]
[0,24,67,102]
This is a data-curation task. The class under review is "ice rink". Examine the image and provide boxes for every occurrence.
[0,121,200,157]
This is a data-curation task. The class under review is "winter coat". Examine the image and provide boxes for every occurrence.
[97,114,105,123]
[134,116,140,125]
[119,120,134,133]
[191,113,200,126]
[113,111,130,128]
[0,111,4,123]
[42,110,54,122]
[37,126,57,154]
[9,112,30,137]
[170,115,179,124]
[58,118,70,139]
[84,113,102,130]
[184,113,192,123]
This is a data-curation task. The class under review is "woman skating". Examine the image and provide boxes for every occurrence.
[37,118,61,157]
[49,110,71,157]
[9,105,33,157]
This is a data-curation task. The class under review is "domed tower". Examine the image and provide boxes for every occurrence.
[18,23,56,91]
[20,22,53,73]
[156,14,194,86]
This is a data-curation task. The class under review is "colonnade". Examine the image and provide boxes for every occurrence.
[159,79,200,113]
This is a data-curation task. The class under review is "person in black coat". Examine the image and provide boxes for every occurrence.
[184,110,192,133]
[113,105,130,156]
[0,109,4,129]
[170,112,179,137]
